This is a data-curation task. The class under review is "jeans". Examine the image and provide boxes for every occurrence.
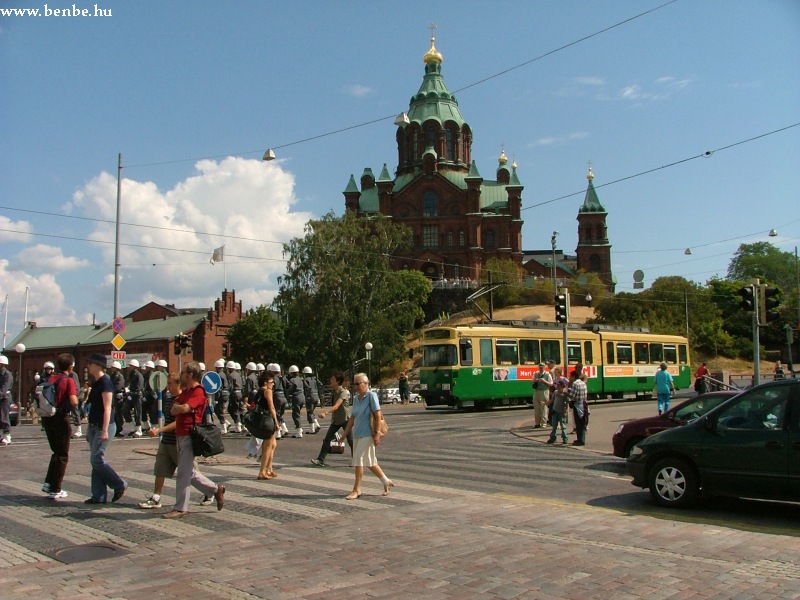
[43,413,72,492]
[572,407,587,445]
[547,411,568,443]
[317,421,353,461]
[657,392,671,414]
[0,395,10,434]
[174,436,217,512]
[86,423,126,502]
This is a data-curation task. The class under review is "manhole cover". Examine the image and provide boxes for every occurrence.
[45,543,130,564]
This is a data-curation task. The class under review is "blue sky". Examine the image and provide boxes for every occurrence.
[1,0,799,344]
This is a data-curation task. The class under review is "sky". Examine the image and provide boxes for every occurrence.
[1,0,799,346]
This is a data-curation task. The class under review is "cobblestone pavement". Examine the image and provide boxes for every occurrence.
[1,409,799,599]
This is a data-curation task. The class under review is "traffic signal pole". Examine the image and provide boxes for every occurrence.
[556,287,569,376]
[751,279,761,386]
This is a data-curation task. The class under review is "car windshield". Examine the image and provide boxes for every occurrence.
[673,394,732,422]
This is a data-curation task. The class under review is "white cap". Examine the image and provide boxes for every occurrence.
[156,359,168,368]
[111,361,122,369]
[235,362,241,370]
[0,355,9,365]
[256,363,265,372]
[245,362,257,371]
[144,360,155,369]
[226,360,236,369]
[44,361,55,369]
[214,358,225,368]
[302,366,312,374]
[288,365,299,374]
[267,363,281,373]
[198,362,205,371]
[128,359,140,368]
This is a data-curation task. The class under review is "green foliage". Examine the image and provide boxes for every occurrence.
[226,306,286,365]
[726,242,796,291]
[482,258,523,308]
[272,211,431,379]
[570,270,611,307]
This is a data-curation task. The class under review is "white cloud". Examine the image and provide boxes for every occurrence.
[620,77,692,101]
[14,244,90,273]
[574,76,605,86]
[531,131,590,147]
[344,84,374,97]
[0,214,33,243]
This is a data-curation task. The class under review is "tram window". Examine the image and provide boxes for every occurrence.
[480,339,493,366]
[567,342,582,365]
[459,338,473,366]
[663,344,677,364]
[606,341,615,364]
[495,338,519,366]
[584,341,594,365]
[679,345,688,364]
[649,344,663,363]
[635,343,649,364]
[617,343,632,364]
[520,339,540,365]
[541,340,561,364]
[423,345,457,367]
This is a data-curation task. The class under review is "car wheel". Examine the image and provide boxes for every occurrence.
[623,437,644,458]
[648,458,699,508]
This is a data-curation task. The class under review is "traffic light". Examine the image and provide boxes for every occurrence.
[758,285,781,325]
[174,337,181,355]
[738,285,755,312]
[555,289,569,324]
[180,334,192,352]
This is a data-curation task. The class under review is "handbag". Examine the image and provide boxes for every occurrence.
[243,404,275,439]
[190,403,224,457]
[329,431,345,454]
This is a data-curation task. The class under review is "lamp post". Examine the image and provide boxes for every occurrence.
[365,342,373,386]
[15,343,25,409]
[550,231,558,293]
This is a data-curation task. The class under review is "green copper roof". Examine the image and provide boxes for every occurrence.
[407,61,465,127]
[580,176,606,213]
[509,167,522,187]
[377,163,392,182]
[344,174,359,193]
[466,160,482,180]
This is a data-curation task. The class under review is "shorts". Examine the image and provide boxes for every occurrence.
[153,442,179,478]
[352,436,378,468]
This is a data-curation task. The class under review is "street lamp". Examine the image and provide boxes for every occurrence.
[15,343,25,409]
[365,342,373,386]
[550,231,559,293]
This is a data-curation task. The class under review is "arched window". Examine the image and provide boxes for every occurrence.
[585,225,593,241]
[459,230,466,247]
[453,263,461,279]
[447,231,454,247]
[446,129,454,161]
[423,192,438,217]
[487,230,495,248]
[412,131,419,160]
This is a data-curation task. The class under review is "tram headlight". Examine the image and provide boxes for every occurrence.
[442,384,450,391]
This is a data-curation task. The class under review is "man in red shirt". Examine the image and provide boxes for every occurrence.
[41,353,79,499]
[162,361,225,519]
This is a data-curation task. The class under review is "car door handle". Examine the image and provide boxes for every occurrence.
[765,441,784,450]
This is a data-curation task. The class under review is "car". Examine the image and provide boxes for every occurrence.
[9,396,20,426]
[612,391,739,458]
[627,379,800,508]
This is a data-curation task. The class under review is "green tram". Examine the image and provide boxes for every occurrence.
[419,323,691,409]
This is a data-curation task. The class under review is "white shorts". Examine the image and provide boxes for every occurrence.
[352,436,377,468]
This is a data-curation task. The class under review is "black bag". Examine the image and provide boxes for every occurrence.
[243,405,275,439]
[190,403,224,457]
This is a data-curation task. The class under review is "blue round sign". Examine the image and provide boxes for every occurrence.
[201,371,222,395]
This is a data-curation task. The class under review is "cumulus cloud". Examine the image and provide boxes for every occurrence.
[344,84,373,97]
[0,214,33,243]
[13,244,90,273]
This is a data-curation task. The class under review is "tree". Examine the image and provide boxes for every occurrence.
[273,211,431,380]
[226,306,286,365]
[727,242,795,292]
[482,258,523,308]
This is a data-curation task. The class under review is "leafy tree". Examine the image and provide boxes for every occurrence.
[727,242,795,292]
[226,305,286,365]
[570,270,611,307]
[482,258,523,307]
[273,211,431,380]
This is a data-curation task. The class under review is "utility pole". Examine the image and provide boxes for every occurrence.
[751,278,761,386]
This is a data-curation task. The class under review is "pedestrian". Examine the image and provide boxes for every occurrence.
[774,361,785,380]
[226,360,244,433]
[311,370,354,467]
[139,360,155,436]
[41,353,79,499]
[341,373,393,500]
[138,372,178,508]
[398,371,410,405]
[84,353,128,504]
[694,362,709,394]
[0,354,14,446]
[567,370,588,446]
[162,361,225,519]
[546,377,569,445]
[68,360,84,439]
[302,366,322,434]
[268,363,289,439]
[212,359,230,433]
[532,363,553,428]
[254,372,279,480]
[286,365,306,438]
[654,361,675,415]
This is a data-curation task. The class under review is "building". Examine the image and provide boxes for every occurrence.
[4,289,242,396]
[343,34,524,283]
[575,167,614,292]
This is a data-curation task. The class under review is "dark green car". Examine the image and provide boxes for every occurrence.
[627,379,800,508]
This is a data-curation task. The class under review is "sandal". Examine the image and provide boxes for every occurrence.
[382,480,395,496]
[345,491,362,500]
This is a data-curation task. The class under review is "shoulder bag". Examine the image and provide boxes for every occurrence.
[243,391,276,439]
[190,401,225,457]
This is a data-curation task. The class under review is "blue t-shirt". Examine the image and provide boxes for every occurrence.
[87,373,115,426]
[655,369,674,395]
[351,390,380,438]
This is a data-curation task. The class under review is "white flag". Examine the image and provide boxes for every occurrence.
[210,245,224,265]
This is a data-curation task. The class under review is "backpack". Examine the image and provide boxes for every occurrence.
[35,374,66,417]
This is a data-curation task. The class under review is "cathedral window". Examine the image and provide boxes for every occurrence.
[486,230,495,248]
[596,224,604,239]
[413,131,419,160]
[447,231,454,247]
[446,129,454,161]
[423,225,438,248]
[589,254,602,273]
[458,230,466,247]
[423,191,438,217]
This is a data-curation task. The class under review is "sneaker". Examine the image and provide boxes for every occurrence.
[292,429,303,438]
[221,423,228,434]
[115,432,125,438]
[42,482,50,493]
[200,495,213,506]
[275,430,282,439]
[49,490,68,499]
[546,439,555,444]
[0,435,10,445]
[72,428,83,438]
[138,495,162,509]
[310,458,326,467]
[246,453,257,460]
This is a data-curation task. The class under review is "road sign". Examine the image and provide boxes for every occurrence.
[202,371,222,395]
[112,317,126,334]
[111,334,126,351]
[149,370,168,392]
[111,351,126,361]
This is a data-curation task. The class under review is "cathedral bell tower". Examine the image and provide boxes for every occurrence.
[575,167,614,292]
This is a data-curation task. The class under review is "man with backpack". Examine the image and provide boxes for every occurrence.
[41,353,79,499]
